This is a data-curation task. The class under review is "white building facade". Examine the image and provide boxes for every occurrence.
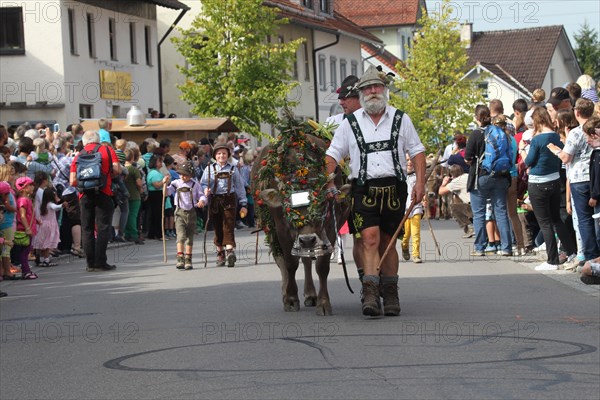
[157,0,381,135]
[0,0,186,129]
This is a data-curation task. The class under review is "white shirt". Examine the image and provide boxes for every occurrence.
[325,113,344,126]
[442,143,455,167]
[326,106,425,180]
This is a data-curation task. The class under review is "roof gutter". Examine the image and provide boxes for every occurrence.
[312,32,340,122]
[158,6,189,112]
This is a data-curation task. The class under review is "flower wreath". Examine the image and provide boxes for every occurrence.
[254,117,330,255]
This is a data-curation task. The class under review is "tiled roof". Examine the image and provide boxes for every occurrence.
[143,0,190,10]
[265,0,383,44]
[361,43,402,73]
[335,0,422,28]
[466,25,564,93]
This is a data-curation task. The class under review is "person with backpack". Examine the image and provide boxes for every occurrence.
[464,105,513,257]
[521,107,577,271]
[69,131,121,272]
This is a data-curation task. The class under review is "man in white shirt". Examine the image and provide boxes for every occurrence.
[325,65,426,317]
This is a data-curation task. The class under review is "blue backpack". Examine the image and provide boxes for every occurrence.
[480,125,513,176]
[76,144,110,192]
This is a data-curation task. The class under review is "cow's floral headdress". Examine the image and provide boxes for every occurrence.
[254,111,331,255]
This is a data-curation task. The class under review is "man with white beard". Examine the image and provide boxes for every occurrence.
[325,65,426,317]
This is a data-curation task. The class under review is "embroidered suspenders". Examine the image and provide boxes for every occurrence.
[211,163,234,194]
[345,109,406,186]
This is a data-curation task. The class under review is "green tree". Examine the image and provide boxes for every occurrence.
[574,21,600,81]
[173,0,303,139]
[390,0,481,150]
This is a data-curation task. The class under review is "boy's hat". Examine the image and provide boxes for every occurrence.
[212,143,231,157]
[15,176,34,191]
[176,162,195,176]
[179,141,192,149]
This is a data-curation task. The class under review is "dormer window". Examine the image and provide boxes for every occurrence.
[319,0,330,14]
[302,0,313,9]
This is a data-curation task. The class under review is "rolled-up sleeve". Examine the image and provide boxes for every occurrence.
[325,118,350,163]
[402,113,426,158]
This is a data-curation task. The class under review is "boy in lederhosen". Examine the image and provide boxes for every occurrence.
[166,162,206,270]
[199,144,247,267]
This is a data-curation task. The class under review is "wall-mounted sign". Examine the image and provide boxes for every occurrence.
[99,70,132,100]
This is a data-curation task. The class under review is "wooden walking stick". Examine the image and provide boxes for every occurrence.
[162,181,167,263]
[377,150,442,269]
[255,229,259,265]
[425,203,442,256]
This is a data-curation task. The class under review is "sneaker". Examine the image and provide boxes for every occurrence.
[470,250,485,256]
[499,251,513,257]
[535,262,558,271]
[534,243,546,252]
[402,248,410,261]
[235,221,247,230]
[71,248,85,258]
[413,257,422,264]
[558,252,568,265]
[484,244,498,253]
[462,227,475,239]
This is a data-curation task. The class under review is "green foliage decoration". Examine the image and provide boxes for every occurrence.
[390,0,482,151]
[172,0,304,140]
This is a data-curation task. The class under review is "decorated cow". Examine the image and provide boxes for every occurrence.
[251,113,349,315]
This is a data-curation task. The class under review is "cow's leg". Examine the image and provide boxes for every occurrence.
[302,257,317,307]
[314,255,332,316]
[275,255,300,312]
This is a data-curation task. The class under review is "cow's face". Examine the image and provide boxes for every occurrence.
[259,187,333,258]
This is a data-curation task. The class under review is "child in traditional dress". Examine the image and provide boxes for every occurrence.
[401,157,424,263]
[199,144,247,267]
[32,187,63,267]
[165,162,206,270]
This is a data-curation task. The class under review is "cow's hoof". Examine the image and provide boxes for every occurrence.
[304,296,317,307]
[284,300,300,312]
[316,300,332,316]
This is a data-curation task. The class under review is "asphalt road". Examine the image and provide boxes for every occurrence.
[1,220,599,400]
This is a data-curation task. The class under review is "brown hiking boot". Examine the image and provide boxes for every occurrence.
[176,254,185,270]
[361,281,381,316]
[184,254,193,270]
[380,282,401,316]
[216,250,225,267]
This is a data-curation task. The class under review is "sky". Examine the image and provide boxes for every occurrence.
[424,0,600,45]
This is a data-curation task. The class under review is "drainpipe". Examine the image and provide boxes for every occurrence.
[312,31,339,122]
[158,8,189,112]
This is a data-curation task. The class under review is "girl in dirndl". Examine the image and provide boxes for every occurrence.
[32,187,63,267]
